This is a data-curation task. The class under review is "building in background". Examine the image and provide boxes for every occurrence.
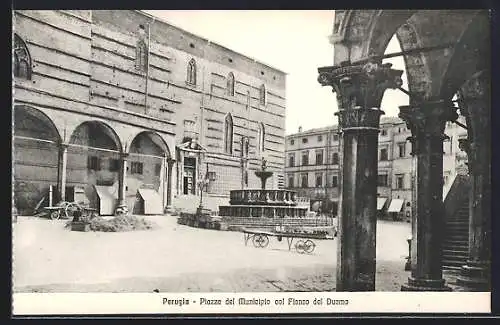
[284,115,468,220]
[13,10,286,216]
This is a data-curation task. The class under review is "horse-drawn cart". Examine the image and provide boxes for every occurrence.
[242,226,336,254]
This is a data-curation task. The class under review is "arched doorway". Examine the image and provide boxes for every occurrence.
[13,106,61,215]
[67,121,122,214]
[128,131,171,215]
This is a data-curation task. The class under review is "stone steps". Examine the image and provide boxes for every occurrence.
[442,197,469,269]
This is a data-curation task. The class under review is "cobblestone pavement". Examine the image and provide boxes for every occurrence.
[12,216,458,292]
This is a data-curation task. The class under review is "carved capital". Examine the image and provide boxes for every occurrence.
[167,157,176,166]
[459,139,484,176]
[318,61,403,109]
[335,107,384,131]
[398,101,458,155]
[58,142,69,150]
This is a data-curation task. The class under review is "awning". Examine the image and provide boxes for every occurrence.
[94,185,117,216]
[137,188,163,215]
[388,199,405,213]
[377,197,388,210]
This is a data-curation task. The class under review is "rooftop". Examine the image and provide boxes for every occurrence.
[286,116,405,137]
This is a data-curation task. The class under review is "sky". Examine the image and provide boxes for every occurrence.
[144,10,409,135]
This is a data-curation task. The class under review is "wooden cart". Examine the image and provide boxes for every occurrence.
[242,227,336,254]
[43,202,98,220]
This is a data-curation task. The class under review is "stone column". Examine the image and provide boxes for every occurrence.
[166,158,175,211]
[115,152,129,215]
[57,143,68,202]
[456,72,491,291]
[318,61,403,291]
[399,100,457,291]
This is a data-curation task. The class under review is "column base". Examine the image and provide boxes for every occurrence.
[401,277,452,291]
[164,205,175,214]
[456,261,491,291]
[114,204,129,216]
[404,258,411,271]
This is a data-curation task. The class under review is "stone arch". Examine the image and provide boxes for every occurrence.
[128,131,171,157]
[332,10,416,63]
[69,120,123,152]
[394,21,432,101]
[13,105,63,214]
[13,105,61,143]
[363,10,418,60]
[333,10,485,100]
[65,121,123,205]
[438,11,490,101]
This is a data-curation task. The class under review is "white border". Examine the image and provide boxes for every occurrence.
[13,292,491,315]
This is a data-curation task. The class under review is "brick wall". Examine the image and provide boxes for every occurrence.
[13,10,286,213]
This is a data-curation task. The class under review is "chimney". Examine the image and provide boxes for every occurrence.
[298,126,303,133]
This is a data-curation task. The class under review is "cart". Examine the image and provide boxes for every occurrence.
[241,227,336,254]
[43,201,98,220]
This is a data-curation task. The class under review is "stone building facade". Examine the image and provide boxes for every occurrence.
[285,115,468,219]
[12,10,286,215]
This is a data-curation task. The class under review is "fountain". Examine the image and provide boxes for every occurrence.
[218,157,317,231]
[254,157,273,189]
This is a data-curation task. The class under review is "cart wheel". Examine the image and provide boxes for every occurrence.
[295,240,306,254]
[50,210,60,220]
[304,240,316,253]
[252,234,269,248]
[64,202,80,220]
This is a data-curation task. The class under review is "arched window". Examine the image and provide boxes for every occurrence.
[187,58,197,85]
[227,72,235,96]
[13,34,32,80]
[224,113,233,154]
[258,122,265,153]
[259,84,267,106]
[135,40,148,71]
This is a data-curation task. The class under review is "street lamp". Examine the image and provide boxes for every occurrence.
[197,162,210,211]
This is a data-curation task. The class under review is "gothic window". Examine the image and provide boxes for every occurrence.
[259,84,266,105]
[135,40,148,71]
[187,58,197,85]
[227,72,235,96]
[258,122,265,153]
[13,34,32,80]
[224,113,233,154]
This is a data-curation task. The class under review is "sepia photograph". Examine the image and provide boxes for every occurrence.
[11,9,491,315]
